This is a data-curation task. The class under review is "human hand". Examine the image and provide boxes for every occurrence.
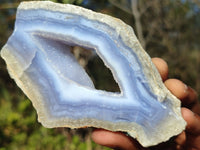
[91,57,200,150]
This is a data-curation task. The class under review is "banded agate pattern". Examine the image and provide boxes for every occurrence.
[0,1,186,147]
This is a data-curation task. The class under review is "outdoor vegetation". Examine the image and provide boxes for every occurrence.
[0,0,199,150]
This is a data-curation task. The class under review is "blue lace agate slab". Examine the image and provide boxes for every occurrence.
[1,1,186,147]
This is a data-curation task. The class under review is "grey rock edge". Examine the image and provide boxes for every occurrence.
[0,1,186,147]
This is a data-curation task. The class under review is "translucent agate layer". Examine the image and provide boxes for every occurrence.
[1,1,186,147]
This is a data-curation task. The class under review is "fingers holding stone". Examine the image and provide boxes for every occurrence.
[152,57,199,112]
[184,87,200,115]
[181,108,200,149]
[174,108,200,149]
[91,58,199,150]
[152,57,169,81]
[182,108,200,135]
[164,79,200,114]
[164,79,189,100]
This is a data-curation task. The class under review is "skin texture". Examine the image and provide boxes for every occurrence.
[92,57,200,150]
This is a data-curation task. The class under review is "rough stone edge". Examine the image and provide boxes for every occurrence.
[0,1,187,147]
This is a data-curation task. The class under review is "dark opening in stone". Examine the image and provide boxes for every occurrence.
[70,46,120,92]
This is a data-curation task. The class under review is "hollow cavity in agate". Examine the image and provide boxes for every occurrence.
[0,1,186,147]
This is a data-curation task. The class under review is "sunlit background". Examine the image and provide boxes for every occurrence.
[0,0,199,150]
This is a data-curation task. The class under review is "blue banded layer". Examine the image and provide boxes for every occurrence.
[1,1,186,147]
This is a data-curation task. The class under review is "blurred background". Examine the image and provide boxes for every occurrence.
[0,0,199,149]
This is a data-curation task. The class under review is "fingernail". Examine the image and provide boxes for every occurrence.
[183,84,188,95]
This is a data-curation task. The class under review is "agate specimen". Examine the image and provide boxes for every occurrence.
[1,1,186,147]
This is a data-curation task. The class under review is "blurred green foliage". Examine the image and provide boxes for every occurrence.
[0,0,200,150]
[0,87,110,150]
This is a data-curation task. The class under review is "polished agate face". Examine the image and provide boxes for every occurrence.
[1,1,186,147]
